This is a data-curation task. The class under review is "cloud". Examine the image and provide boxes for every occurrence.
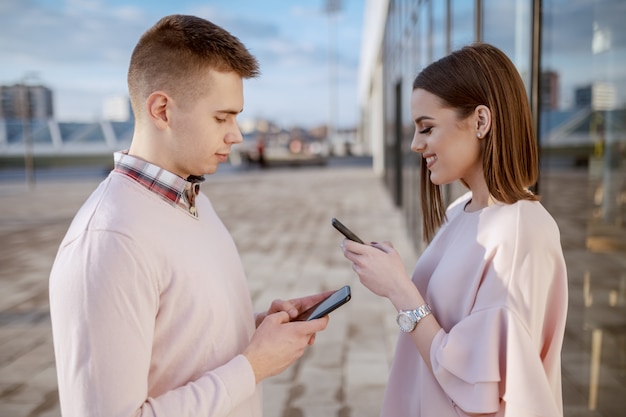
[0,0,363,127]
[0,0,147,66]
[543,0,626,53]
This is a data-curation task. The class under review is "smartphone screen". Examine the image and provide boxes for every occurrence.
[293,285,351,321]
[331,218,364,244]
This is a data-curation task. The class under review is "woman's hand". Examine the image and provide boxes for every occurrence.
[341,239,412,301]
[341,238,439,371]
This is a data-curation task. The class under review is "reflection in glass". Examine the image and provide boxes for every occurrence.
[451,0,474,50]
[432,0,447,59]
[419,0,430,70]
[541,0,626,416]
[482,0,532,92]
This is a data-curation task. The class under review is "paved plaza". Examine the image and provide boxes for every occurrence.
[0,163,624,416]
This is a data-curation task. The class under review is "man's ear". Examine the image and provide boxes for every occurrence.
[146,91,170,130]
[475,104,492,138]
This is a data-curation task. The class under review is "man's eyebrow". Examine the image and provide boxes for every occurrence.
[414,116,434,124]
[216,109,243,115]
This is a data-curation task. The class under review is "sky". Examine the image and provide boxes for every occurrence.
[0,0,365,129]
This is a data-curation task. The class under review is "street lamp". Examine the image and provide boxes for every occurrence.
[20,72,39,189]
[325,0,341,151]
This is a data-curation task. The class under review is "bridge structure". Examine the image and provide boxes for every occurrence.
[0,119,133,158]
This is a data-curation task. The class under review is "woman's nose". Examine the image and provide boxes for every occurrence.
[410,132,425,153]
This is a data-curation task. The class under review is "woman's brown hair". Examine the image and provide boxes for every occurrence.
[413,43,539,242]
[127,14,260,117]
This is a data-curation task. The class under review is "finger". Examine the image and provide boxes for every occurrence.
[266,311,290,324]
[295,291,333,314]
[371,241,393,253]
[254,311,267,328]
[344,239,367,254]
[309,290,335,304]
[301,315,329,333]
[270,299,299,318]
[351,262,363,276]
[282,301,299,318]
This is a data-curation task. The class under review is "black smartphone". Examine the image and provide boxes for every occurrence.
[293,285,351,321]
[331,218,364,244]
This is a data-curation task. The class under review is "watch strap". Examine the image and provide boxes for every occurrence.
[397,303,432,332]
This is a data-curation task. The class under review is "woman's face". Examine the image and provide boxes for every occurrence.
[410,88,484,188]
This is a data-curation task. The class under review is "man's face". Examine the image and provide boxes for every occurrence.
[166,69,244,178]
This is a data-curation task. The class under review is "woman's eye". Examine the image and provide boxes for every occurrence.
[418,127,432,134]
[215,117,226,123]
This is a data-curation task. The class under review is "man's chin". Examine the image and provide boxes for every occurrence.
[203,164,219,175]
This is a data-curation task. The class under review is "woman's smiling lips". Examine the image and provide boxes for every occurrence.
[424,153,437,169]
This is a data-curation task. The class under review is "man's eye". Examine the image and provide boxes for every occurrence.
[215,117,226,123]
[418,127,432,134]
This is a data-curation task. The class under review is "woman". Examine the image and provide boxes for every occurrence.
[341,43,568,416]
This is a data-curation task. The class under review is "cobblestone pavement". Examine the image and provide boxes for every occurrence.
[0,165,624,416]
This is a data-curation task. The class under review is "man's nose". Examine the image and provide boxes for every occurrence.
[227,125,243,144]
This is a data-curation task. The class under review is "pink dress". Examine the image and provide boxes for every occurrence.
[380,193,568,416]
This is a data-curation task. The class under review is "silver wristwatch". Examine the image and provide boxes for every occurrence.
[396,304,432,333]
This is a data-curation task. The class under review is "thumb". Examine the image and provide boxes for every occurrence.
[265,311,290,325]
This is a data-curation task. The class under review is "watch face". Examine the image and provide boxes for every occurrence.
[397,313,415,332]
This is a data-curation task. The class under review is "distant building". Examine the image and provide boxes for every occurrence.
[0,84,54,120]
[575,83,617,110]
[541,71,560,110]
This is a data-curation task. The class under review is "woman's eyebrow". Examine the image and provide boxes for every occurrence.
[414,116,434,124]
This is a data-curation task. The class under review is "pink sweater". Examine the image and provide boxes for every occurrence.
[381,193,568,416]
[49,172,261,417]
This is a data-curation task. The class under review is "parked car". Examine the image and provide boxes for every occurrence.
[231,130,328,167]
[262,131,328,166]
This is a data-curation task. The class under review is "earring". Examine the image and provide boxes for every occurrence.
[477,132,482,138]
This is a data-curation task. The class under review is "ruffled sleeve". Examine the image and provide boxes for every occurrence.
[431,307,563,416]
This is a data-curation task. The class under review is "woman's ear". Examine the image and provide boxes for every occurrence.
[146,91,170,130]
[475,105,492,138]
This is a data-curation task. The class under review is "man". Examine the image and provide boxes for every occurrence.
[49,15,329,417]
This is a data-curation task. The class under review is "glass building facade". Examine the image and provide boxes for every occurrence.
[366,0,625,415]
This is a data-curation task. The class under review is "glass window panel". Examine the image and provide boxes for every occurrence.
[482,0,532,91]
[419,0,430,68]
[541,1,626,416]
[432,0,447,59]
[451,0,475,50]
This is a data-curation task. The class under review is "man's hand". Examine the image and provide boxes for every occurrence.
[244,310,329,383]
[254,291,334,327]
[245,290,335,383]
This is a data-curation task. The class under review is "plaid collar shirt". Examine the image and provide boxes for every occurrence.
[113,151,204,218]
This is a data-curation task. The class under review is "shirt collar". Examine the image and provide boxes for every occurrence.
[113,151,205,217]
